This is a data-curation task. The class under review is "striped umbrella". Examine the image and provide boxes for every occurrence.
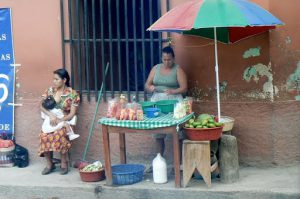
[148,0,284,119]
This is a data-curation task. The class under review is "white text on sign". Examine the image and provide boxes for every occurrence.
[0,54,11,61]
[0,34,7,41]
[0,124,10,130]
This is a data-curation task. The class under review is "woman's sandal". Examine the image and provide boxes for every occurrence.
[41,165,56,175]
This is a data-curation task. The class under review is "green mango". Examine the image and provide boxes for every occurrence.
[208,123,216,128]
[208,118,215,123]
[201,120,208,126]
[196,125,202,128]
[215,122,223,127]
[185,123,190,128]
[193,121,201,126]
[189,119,195,124]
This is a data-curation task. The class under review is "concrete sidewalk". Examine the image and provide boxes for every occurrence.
[0,162,299,199]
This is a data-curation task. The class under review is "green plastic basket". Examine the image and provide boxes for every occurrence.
[139,101,156,112]
[155,100,178,114]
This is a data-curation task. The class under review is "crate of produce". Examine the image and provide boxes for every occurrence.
[184,126,223,141]
[183,113,223,141]
[79,161,105,182]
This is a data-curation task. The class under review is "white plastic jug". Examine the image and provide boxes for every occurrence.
[152,153,167,184]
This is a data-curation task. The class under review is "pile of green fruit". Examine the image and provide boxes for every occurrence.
[184,113,223,129]
[81,161,103,172]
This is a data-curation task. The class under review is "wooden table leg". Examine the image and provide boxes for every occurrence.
[102,125,112,186]
[119,133,126,164]
[173,129,181,188]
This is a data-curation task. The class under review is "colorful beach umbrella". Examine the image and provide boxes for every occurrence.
[148,0,284,119]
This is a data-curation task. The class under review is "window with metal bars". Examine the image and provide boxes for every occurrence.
[61,0,169,101]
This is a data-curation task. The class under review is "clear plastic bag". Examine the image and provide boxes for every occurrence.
[183,97,193,114]
[107,98,118,118]
[126,97,144,121]
[173,102,187,119]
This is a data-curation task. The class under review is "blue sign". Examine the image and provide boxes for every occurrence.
[0,8,15,138]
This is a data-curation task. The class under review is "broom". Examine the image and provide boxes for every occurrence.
[73,63,109,168]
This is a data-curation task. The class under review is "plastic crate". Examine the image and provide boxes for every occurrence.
[112,164,145,185]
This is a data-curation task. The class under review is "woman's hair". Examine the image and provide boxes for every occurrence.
[162,46,175,58]
[42,96,56,110]
[53,68,70,87]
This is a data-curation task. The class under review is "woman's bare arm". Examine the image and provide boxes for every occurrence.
[145,66,156,92]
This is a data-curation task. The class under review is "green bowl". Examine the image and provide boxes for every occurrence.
[155,100,178,114]
[139,101,156,112]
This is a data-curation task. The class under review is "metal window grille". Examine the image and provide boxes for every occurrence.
[60,0,169,101]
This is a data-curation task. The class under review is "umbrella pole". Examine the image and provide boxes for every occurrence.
[214,27,221,120]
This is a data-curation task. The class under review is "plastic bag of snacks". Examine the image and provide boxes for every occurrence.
[107,94,127,119]
[183,97,193,114]
[173,101,187,119]
[107,98,118,118]
[109,95,144,121]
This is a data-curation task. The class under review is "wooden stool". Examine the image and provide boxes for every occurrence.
[182,140,218,187]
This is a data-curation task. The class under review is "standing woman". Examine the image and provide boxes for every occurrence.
[145,46,187,156]
[39,69,80,175]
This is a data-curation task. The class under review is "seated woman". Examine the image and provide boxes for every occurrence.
[39,69,80,175]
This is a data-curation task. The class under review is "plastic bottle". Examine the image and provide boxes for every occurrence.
[152,153,167,184]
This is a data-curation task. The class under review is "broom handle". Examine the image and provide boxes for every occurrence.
[82,63,109,161]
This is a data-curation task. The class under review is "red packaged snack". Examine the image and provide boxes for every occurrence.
[120,108,129,120]
[107,99,118,118]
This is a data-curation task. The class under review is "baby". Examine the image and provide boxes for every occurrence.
[41,96,80,141]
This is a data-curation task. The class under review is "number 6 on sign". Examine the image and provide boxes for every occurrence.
[0,74,9,103]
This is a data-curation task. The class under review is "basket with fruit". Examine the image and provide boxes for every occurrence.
[183,114,223,141]
[79,161,105,182]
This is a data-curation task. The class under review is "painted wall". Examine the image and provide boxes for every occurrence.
[0,0,63,163]
[0,0,299,167]
[170,0,300,165]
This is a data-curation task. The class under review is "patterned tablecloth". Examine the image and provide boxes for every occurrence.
[99,113,194,130]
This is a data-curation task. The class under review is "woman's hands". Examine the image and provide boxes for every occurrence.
[164,89,175,95]
[148,85,155,92]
